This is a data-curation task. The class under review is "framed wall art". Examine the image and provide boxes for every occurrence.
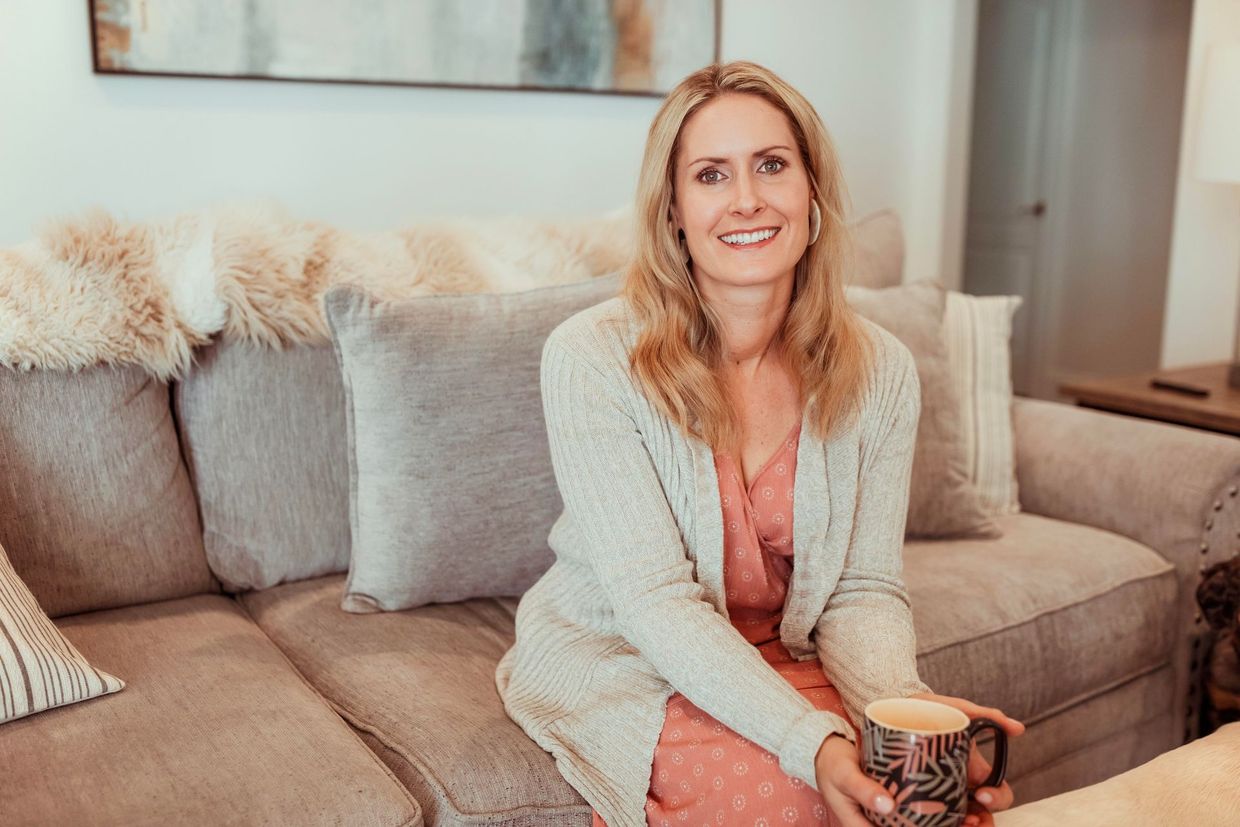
[89,0,722,97]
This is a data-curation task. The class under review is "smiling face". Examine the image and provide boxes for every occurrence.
[670,93,815,294]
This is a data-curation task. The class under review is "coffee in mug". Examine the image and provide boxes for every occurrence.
[859,697,1008,826]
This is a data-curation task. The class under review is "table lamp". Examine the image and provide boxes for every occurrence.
[1194,42,1240,388]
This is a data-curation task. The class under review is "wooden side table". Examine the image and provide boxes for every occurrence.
[1058,362,1240,437]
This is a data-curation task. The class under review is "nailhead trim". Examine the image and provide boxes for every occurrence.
[1189,474,1240,741]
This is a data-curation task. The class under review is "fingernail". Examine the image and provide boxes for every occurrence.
[875,796,893,814]
[977,791,993,805]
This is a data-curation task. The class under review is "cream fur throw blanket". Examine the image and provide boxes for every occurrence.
[0,201,634,380]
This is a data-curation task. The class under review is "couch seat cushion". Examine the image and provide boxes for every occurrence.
[904,512,1178,721]
[240,576,588,827]
[0,593,421,827]
[239,513,1178,825]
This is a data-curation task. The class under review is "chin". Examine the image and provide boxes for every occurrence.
[704,269,786,289]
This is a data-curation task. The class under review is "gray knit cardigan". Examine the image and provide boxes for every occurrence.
[494,295,932,827]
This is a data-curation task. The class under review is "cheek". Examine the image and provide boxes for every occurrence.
[682,193,725,233]
[771,190,810,221]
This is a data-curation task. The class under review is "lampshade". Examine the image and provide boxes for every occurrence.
[1195,43,1240,185]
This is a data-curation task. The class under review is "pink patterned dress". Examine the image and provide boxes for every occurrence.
[592,419,861,827]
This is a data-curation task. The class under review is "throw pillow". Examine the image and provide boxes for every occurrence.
[325,272,622,613]
[845,279,1002,539]
[175,340,351,593]
[943,291,1024,515]
[0,540,125,724]
[848,208,905,289]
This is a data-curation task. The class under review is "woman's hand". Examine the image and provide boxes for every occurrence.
[814,732,895,827]
[906,692,1026,826]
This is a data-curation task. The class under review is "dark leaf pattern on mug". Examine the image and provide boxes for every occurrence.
[860,717,973,827]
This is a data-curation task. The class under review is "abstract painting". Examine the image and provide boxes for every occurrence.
[89,0,721,96]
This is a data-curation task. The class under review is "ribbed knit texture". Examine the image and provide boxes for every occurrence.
[494,297,931,827]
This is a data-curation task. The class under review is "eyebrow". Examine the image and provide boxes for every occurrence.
[688,145,793,167]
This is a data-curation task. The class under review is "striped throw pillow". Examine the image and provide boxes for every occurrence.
[1,541,125,724]
[942,291,1024,516]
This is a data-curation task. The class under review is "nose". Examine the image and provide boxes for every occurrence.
[730,168,764,215]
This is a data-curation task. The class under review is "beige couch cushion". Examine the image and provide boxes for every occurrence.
[0,592,421,826]
[240,575,589,826]
[907,512,1177,720]
[0,364,216,617]
[174,341,350,592]
[325,273,621,613]
[239,513,1175,824]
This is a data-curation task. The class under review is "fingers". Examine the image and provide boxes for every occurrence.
[972,781,1015,812]
[964,803,997,827]
[966,741,992,787]
[920,693,1027,737]
[967,743,1015,813]
[817,736,895,827]
[823,785,886,827]
[974,703,1025,737]
[838,762,895,818]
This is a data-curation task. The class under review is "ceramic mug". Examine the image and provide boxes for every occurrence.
[859,697,1008,826]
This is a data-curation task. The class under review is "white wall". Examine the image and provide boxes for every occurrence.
[0,0,968,288]
[907,0,979,290]
[1161,0,1240,368]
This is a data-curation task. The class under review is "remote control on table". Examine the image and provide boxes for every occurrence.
[1149,377,1211,398]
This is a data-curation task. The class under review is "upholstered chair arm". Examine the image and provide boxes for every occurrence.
[1012,395,1240,743]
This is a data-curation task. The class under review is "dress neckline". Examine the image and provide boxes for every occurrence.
[724,419,802,495]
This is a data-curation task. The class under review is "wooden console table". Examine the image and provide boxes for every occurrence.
[1058,362,1240,437]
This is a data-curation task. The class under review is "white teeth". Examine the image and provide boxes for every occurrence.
[721,228,777,245]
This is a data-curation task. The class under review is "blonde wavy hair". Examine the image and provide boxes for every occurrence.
[621,60,874,456]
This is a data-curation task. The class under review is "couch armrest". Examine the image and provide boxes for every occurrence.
[1012,395,1240,743]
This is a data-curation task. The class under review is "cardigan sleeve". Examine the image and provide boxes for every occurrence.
[540,335,855,791]
[812,337,934,732]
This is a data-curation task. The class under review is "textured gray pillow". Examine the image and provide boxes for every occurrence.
[175,340,350,593]
[325,273,622,612]
[845,279,1002,539]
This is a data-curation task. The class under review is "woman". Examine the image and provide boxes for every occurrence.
[495,60,1024,827]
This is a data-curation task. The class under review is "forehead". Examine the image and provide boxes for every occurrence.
[677,94,795,164]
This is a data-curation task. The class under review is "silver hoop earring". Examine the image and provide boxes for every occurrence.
[808,200,822,246]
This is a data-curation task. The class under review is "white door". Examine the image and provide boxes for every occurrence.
[963,0,1054,397]
[965,0,1192,400]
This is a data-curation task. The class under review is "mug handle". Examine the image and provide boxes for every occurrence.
[965,717,1008,790]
